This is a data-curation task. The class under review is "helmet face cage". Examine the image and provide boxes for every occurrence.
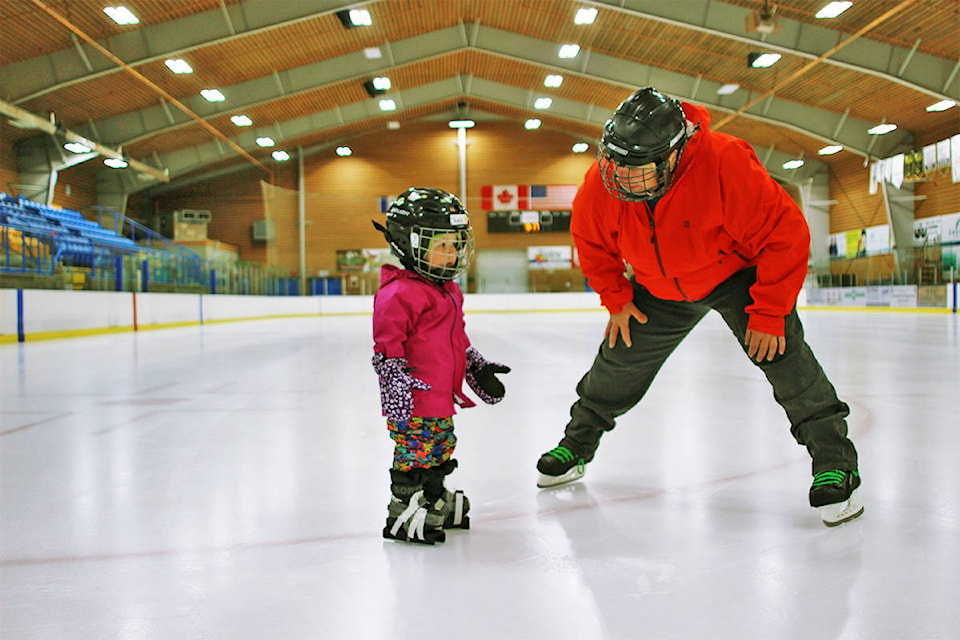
[597,87,690,202]
[408,225,475,282]
[597,151,678,202]
[383,187,475,283]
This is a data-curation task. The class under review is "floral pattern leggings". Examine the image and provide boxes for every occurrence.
[388,416,456,471]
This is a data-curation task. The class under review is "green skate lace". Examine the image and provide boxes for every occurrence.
[548,446,585,472]
[812,469,858,487]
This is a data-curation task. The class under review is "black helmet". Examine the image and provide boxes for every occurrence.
[597,87,692,201]
[375,187,475,283]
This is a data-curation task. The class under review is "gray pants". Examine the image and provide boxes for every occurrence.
[562,268,858,475]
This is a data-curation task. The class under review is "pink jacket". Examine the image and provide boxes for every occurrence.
[372,264,475,417]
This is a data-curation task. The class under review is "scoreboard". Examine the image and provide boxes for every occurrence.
[487,210,571,233]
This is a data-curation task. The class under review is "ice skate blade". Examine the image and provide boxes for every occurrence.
[537,467,586,489]
[819,490,864,527]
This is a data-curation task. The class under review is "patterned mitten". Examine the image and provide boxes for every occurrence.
[372,353,432,422]
[465,346,510,404]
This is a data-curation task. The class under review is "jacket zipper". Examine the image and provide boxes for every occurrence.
[646,205,690,301]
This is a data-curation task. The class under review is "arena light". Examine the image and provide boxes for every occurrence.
[544,74,564,88]
[534,97,553,110]
[748,52,781,68]
[815,2,852,19]
[572,142,590,153]
[230,115,253,126]
[64,142,92,154]
[524,119,542,130]
[574,8,598,24]
[272,151,290,161]
[926,99,956,112]
[782,159,805,170]
[164,59,193,74]
[200,89,225,102]
[558,44,580,59]
[104,6,139,25]
[868,123,897,135]
[818,145,843,155]
[256,137,275,147]
[448,120,475,129]
[336,146,353,156]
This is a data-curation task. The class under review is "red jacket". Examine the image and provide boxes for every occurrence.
[572,102,810,336]
[373,264,475,417]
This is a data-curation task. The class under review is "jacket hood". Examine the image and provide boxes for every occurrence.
[681,101,711,130]
[380,263,422,286]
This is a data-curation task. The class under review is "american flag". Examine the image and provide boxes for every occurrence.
[480,185,577,211]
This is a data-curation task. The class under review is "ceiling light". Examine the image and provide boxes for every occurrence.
[363,78,388,97]
[926,99,956,112]
[256,137,275,147]
[103,6,139,25]
[200,89,225,102]
[558,44,581,59]
[782,159,805,169]
[524,119,542,130]
[574,8,598,24]
[104,158,128,168]
[230,115,253,126]
[336,8,371,28]
[378,99,396,111]
[818,145,843,155]
[336,146,353,156]
[544,74,564,88]
[534,97,553,110]
[364,47,383,59]
[448,120,475,129]
[64,142,92,154]
[387,121,400,130]
[717,83,740,95]
[748,53,781,68]
[572,142,590,153]
[164,59,193,74]
[868,123,897,135]
[272,151,290,161]
[815,2,853,19]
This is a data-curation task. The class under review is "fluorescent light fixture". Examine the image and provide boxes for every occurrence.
[534,97,553,110]
[818,145,843,155]
[572,142,590,153]
[336,146,353,156]
[559,44,581,59]
[200,89,225,102]
[349,9,372,26]
[230,115,253,126]
[524,119,542,130]
[164,59,193,74]
[717,83,740,95]
[64,142,92,154]
[544,74,564,88]
[272,151,290,161]
[815,2,853,19]
[868,123,897,135]
[256,137,275,147]
[748,53,781,68]
[574,8,598,24]
[448,120,475,129]
[372,77,391,91]
[782,159,805,170]
[378,99,396,111]
[926,99,956,112]
[364,47,383,59]
[387,121,400,130]
[104,158,128,168]
[104,6,139,25]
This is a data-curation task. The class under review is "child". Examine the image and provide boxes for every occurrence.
[372,187,510,544]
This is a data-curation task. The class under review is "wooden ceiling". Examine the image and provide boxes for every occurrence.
[1,0,957,191]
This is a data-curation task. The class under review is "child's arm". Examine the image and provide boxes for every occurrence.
[372,353,431,422]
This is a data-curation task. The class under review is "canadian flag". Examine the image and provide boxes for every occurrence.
[481,185,530,210]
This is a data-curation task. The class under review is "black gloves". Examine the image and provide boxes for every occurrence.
[465,346,510,404]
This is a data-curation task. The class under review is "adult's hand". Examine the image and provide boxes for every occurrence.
[604,300,648,348]
[744,329,786,362]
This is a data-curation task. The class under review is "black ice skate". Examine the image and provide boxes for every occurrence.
[809,469,863,527]
[536,445,586,488]
[383,469,445,544]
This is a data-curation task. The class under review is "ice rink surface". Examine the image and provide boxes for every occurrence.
[1,308,958,640]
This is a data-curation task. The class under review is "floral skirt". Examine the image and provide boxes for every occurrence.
[387,416,456,471]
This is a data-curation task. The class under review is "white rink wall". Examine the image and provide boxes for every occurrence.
[0,285,955,343]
